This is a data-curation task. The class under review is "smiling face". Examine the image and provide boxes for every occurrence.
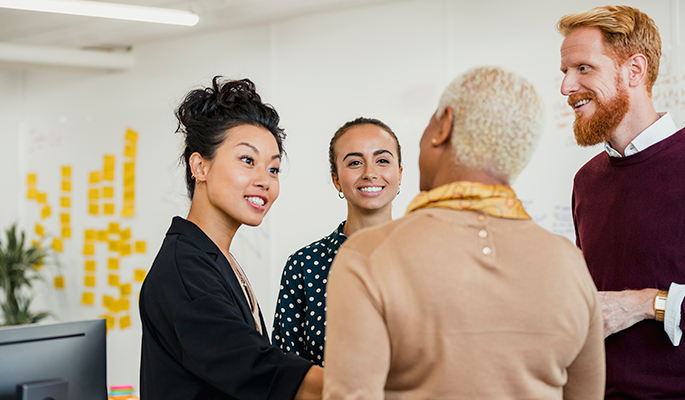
[331,124,402,214]
[560,26,631,146]
[197,124,281,229]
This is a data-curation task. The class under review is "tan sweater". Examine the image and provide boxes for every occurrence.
[323,208,605,400]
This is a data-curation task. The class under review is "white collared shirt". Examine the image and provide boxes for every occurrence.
[604,112,677,157]
[604,111,684,346]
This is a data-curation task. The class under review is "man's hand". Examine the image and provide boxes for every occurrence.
[599,289,658,338]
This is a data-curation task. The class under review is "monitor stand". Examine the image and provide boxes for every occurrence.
[16,379,68,400]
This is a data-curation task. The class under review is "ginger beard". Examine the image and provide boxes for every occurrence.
[569,73,630,147]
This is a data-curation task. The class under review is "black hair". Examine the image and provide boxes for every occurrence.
[176,77,285,199]
[328,117,402,175]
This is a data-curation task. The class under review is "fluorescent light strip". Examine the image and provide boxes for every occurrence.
[0,0,199,26]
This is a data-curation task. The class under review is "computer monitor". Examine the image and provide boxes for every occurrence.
[0,319,107,400]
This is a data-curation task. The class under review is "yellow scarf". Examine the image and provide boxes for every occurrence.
[405,181,531,220]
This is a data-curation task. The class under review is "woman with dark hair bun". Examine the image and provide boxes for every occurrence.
[139,77,322,400]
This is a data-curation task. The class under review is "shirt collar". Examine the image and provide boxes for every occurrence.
[605,112,677,157]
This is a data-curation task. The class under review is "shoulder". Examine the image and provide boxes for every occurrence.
[287,222,346,261]
[339,211,436,257]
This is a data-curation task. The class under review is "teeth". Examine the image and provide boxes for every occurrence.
[359,187,382,193]
[574,99,590,108]
[245,196,265,206]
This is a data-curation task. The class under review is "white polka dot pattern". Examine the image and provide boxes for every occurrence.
[272,221,347,367]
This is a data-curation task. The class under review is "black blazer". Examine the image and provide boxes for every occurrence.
[140,217,312,400]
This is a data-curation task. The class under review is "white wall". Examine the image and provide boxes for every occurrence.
[1,0,684,392]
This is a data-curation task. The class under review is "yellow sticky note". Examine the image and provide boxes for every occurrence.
[120,283,132,296]
[108,274,119,286]
[41,205,51,219]
[83,243,94,256]
[35,223,44,237]
[85,260,96,272]
[108,241,119,252]
[27,173,37,185]
[102,314,115,330]
[61,166,71,177]
[89,171,101,183]
[108,222,120,233]
[88,188,99,200]
[121,205,134,218]
[120,228,131,241]
[135,241,146,253]
[118,298,130,311]
[62,181,71,192]
[60,213,70,224]
[88,204,99,215]
[61,197,71,208]
[120,315,131,330]
[54,276,64,289]
[123,190,135,202]
[61,227,71,238]
[85,229,96,241]
[103,203,114,215]
[36,192,47,204]
[97,230,108,242]
[103,186,114,198]
[124,162,135,176]
[134,269,146,282]
[103,169,114,181]
[27,188,37,199]
[103,295,114,309]
[125,128,138,143]
[108,258,119,270]
[104,155,115,168]
[84,275,96,287]
[124,145,136,158]
[82,292,94,305]
[119,242,131,257]
[124,173,135,187]
[52,238,63,252]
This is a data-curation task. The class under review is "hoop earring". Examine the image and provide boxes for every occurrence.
[338,191,345,199]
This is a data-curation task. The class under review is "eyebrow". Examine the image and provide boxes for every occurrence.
[236,142,281,160]
[342,149,394,161]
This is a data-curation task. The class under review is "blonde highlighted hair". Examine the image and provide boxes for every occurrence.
[557,5,661,94]
[437,66,544,183]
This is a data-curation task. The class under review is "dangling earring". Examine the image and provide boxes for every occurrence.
[338,191,345,199]
[397,185,401,195]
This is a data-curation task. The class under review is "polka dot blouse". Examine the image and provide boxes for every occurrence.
[272,221,347,366]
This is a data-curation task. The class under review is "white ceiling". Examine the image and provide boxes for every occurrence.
[0,0,401,68]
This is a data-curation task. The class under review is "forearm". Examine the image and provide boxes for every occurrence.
[294,366,323,400]
[599,288,657,338]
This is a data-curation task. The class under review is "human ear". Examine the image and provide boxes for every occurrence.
[434,106,454,146]
[331,172,342,192]
[189,152,208,182]
[626,53,648,88]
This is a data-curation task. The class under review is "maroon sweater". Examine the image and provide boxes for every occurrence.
[572,127,685,399]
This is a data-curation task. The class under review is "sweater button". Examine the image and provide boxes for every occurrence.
[477,214,486,222]
[478,229,488,238]
[482,247,492,255]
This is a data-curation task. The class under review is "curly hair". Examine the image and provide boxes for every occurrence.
[175,77,285,199]
[436,66,544,183]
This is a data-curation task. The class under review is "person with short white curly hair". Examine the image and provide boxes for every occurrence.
[323,65,605,400]
[435,65,544,184]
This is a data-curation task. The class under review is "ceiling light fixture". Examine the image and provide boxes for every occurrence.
[0,0,200,26]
